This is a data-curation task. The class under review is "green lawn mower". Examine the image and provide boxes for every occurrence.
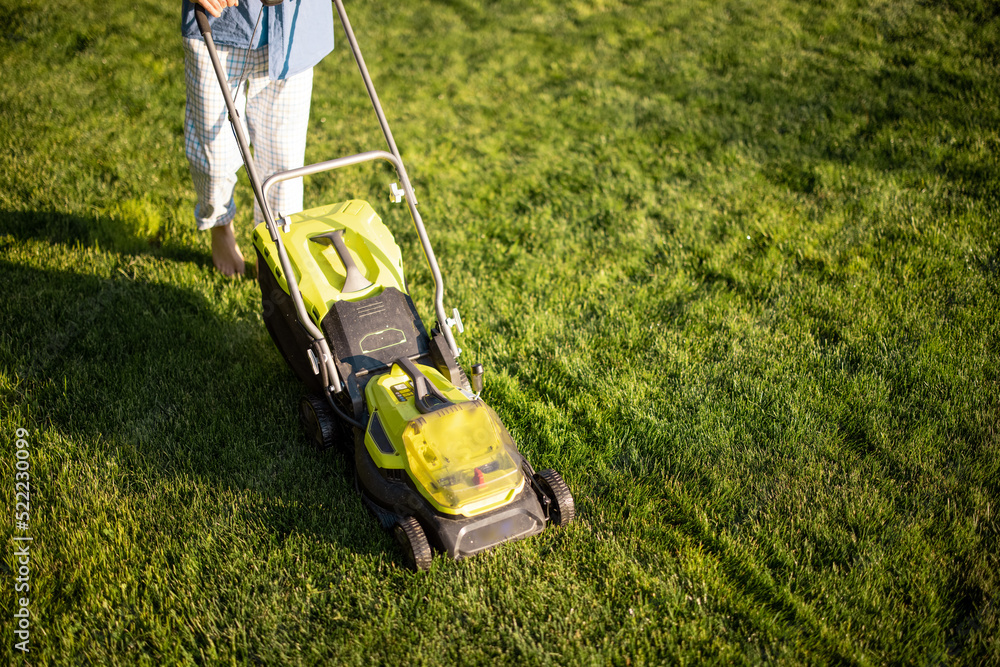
[194,0,575,570]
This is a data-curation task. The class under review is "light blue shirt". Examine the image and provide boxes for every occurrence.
[182,0,334,80]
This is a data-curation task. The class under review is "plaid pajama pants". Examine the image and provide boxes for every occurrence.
[183,37,314,230]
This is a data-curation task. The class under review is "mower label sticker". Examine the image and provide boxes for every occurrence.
[391,382,413,402]
[360,328,407,353]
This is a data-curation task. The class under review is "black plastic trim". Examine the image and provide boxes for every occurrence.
[353,429,546,559]
[367,411,395,455]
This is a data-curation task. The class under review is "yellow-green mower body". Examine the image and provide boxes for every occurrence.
[253,200,407,327]
[196,0,574,571]
[253,200,567,564]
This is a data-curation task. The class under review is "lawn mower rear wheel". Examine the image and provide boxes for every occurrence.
[299,393,338,451]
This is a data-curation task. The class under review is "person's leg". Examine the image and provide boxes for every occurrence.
[183,36,252,276]
[244,64,314,224]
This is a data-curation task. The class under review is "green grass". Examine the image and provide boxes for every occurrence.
[2,0,998,663]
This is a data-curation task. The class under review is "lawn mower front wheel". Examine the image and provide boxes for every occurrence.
[536,469,576,527]
[394,516,433,571]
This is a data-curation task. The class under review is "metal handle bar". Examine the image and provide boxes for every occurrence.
[332,0,461,359]
[194,4,343,394]
[199,0,461,394]
[263,149,459,359]
[262,150,397,203]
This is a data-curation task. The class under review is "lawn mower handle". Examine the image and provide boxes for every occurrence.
[194,4,212,35]
[329,0,462,359]
[193,2,344,395]
[194,0,282,33]
[257,0,462,361]
[262,150,461,360]
[195,0,461,371]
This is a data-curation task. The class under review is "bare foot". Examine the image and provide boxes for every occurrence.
[211,223,245,277]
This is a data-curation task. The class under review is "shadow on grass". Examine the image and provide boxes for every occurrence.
[0,208,210,269]
[0,257,395,564]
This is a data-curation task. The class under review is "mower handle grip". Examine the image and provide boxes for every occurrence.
[194,4,212,36]
[195,0,284,35]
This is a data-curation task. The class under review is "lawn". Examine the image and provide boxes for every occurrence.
[1,0,998,663]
